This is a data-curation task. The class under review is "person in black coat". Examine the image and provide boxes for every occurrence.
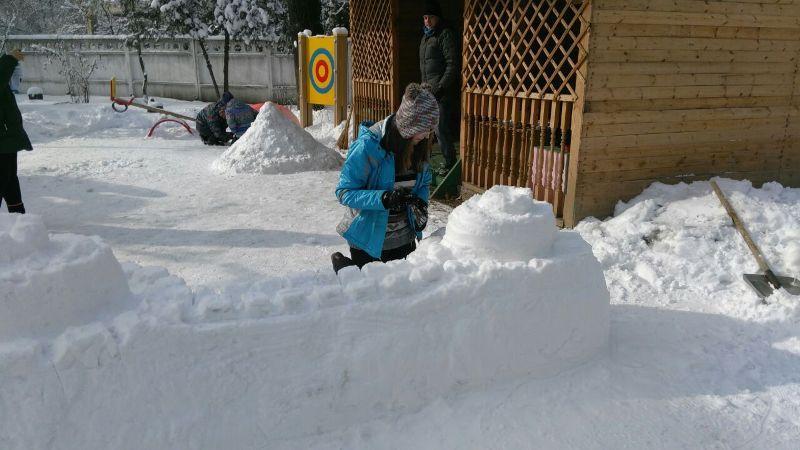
[0,49,33,214]
[419,0,459,173]
[196,91,234,146]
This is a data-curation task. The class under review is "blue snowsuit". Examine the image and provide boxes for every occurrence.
[225,98,257,138]
[335,117,432,259]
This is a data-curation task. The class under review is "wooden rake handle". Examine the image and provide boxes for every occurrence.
[710,180,781,288]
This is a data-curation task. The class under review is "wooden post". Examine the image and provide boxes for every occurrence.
[333,28,349,129]
[563,1,593,228]
[297,32,313,128]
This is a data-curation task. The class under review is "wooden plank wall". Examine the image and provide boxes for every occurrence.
[567,0,800,224]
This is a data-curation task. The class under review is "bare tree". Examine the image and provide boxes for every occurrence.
[33,42,100,103]
[118,0,161,99]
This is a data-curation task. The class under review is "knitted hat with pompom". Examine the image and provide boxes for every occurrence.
[394,83,439,139]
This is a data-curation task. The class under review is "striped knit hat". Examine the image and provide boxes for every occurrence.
[395,83,439,139]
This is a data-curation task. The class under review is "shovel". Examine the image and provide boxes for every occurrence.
[710,180,800,301]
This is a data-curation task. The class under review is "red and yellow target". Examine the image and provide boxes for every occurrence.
[306,36,336,106]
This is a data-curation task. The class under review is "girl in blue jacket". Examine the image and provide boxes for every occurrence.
[332,83,439,273]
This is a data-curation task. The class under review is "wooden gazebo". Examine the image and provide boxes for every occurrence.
[350,0,800,226]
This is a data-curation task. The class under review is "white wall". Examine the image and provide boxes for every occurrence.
[6,35,298,103]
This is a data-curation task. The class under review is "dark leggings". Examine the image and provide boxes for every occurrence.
[0,152,23,210]
[350,241,417,268]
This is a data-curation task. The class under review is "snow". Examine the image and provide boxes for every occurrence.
[442,186,557,261]
[3,95,800,449]
[26,86,44,96]
[576,178,800,320]
[21,97,200,142]
[0,214,133,341]
[332,27,348,35]
[302,106,350,149]
[0,186,608,448]
[212,102,343,174]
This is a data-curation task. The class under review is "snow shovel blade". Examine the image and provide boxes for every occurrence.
[743,273,800,299]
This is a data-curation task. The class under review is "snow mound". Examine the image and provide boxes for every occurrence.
[0,188,608,447]
[19,99,197,143]
[443,185,557,260]
[212,102,343,174]
[576,178,800,320]
[0,213,133,341]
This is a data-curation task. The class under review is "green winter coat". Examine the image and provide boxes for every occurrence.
[419,25,458,100]
[0,54,32,154]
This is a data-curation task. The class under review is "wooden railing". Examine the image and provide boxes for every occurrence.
[461,93,573,216]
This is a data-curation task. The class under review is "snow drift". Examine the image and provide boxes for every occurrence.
[0,186,608,448]
[212,102,343,175]
[0,213,133,341]
[577,178,800,319]
[18,96,198,143]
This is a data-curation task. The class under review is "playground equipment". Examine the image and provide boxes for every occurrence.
[109,77,195,137]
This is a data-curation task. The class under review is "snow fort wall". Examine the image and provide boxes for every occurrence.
[0,213,133,341]
[0,187,609,447]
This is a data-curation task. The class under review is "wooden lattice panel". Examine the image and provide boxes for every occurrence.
[350,0,395,136]
[461,0,591,218]
[463,0,590,98]
[351,0,393,82]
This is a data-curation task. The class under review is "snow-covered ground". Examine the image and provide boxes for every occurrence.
[14,97,449,288]
[3,96,800,449]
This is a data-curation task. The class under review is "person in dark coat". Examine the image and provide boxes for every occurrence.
[419,0,459,173]
[196,91,233,146]
[0,49,33,214]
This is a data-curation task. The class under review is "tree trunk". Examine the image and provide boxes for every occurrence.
[198,38,220,98]
[223,29,230,93]
[136,40,148,99]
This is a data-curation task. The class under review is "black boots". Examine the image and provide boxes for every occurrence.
[331,252,354,274]
[6,202,25,214]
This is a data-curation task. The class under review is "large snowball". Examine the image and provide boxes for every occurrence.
[442,185,557,260]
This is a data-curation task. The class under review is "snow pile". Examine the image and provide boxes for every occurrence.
[0,213,133,341]
[212,102,343,174]
[576,178,800,319]
[18,96,200,143]
[303,106,350,149]
[0,186,608,448]
[442,186,556,260]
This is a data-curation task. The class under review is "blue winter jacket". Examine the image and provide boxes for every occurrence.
[225,98,257,137]
[335,117,432,259]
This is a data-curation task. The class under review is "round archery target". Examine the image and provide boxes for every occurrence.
[308,48,334,95]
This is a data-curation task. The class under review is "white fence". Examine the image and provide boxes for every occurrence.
[6,35,298,103]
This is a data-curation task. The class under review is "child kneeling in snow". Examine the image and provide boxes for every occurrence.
[332,83,438,273]
[224,97,257,141]
[196,92,234,146]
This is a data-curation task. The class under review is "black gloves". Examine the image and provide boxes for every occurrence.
[381,190,429,231]
[409,197,428,232]
[381,189,414,211]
